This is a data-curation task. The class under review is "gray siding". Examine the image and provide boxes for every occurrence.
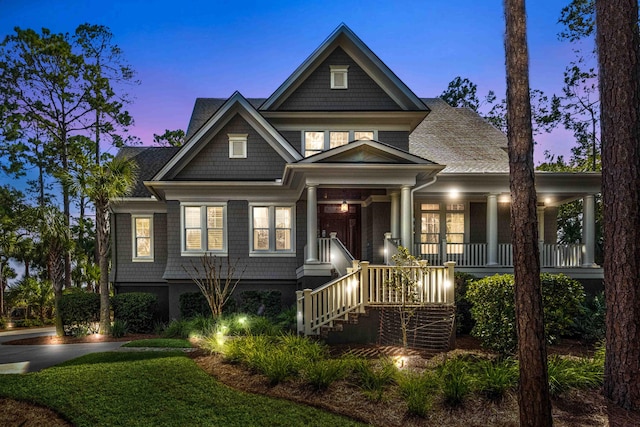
[278,47,401,111]
[175,114,286,180]
[378,131,409,151]
[113,213,168,283]
[279,130,302,155]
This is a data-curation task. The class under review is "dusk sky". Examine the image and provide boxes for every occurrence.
[1,0,588,163]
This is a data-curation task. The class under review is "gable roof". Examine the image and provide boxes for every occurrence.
[409,98,509,173]
[116,146,181,197]
[153,92,301,180]
[186,97,266,140]
[298,139,438,165]
[261,24,427,111]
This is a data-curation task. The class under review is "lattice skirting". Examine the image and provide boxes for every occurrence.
[378,305,455,351]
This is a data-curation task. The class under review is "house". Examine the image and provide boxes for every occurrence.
[111,24,602,339]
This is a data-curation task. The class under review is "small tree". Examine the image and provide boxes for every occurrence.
[184,254,245,318]
[386,246,429,348]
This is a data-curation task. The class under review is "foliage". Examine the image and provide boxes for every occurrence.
[558,0,595,42]
[111,292,158,333]
[184,254,245,318]
[123,338,192,348]
[352,357,397,401]
[239,290,282,318]
[547,355,603,396]
[438,357,473,407]
[153,129,185,147]
[454,272,476,335]
[162,319,194,339]
[303,359,349,390]
[110,319,128,338]
[0,352,364,427]
[467,273,585,355]
[7,277,54,322]
[58,291,100,336]
[179,292,210,319]
[572,292,605,344]
[396,370,440,417]
[440,76,495,112]
[472,358,519,402]
[0,316,6,329]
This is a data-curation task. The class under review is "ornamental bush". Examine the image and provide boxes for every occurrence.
[466,273,584,355]
[239,290,282,318]
[179,292,209,319]
[59,291,100,336]
[112,292,158,333]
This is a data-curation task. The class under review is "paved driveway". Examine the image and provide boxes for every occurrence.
[0,327,124,373]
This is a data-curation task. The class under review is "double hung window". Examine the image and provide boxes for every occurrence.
[251,205,294,254]
[182,205,227,254]
[132,215,153,261]
[303,130,376,157]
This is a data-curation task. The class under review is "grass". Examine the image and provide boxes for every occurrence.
[0,351,365,427]
[122,338,193,348]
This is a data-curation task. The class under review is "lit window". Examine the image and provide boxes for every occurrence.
[419,203,466,255]
[182,205,227,254]
[354,131,374,141]
[132,215,153,261]
[329,131,349,149]
[251,205,295,254]
[330,65,349,89]
[302,130,377,157]
[228,134,247,158]
[304,131,324,157]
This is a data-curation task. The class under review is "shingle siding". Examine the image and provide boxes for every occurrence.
[279,131,302,155]
[278,47,401,111]
[113,213,168,283]
[175,114,286,180]
[378,131,409,151]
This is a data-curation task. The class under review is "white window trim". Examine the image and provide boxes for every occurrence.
[228,133,248,159]
[180,203,228,256]
[330,65,349,89]
[302,130,378,157]
[419,201,469,243]
[131,214,154,262]
[249,203,296,257]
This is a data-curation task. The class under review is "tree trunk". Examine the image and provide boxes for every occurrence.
[596,0,640,411]
[54,290,64,337]
[503,0,553,425]
[96,200,111,334]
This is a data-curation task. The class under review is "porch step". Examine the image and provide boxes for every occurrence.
[319,308,372,337]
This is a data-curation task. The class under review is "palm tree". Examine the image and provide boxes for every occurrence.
[79,156,137,334]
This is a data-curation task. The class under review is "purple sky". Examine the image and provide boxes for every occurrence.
[2,0,588,163]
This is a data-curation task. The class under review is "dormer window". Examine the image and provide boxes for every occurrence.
[330,65,349,89]
[228,134,247,158]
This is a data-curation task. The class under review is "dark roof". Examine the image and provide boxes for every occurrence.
[117,146,180,197]
[185,98,267,140]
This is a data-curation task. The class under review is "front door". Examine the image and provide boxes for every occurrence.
[317,204,361,260]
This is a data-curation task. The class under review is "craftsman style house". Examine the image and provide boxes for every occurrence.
[111,25,601,331]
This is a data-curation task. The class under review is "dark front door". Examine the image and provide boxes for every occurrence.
[317,204,361,260]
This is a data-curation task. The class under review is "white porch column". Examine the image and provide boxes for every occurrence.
[306,185,318,263]
[582,194,597,267]
[400,186,412,252]
[390,191,400,239]
[486,194,499,266]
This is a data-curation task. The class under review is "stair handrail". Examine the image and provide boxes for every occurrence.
[328,232,355,276]
[384,232,401,265]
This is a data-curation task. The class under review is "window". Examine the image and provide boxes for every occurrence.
[132,215,153,261]
[250,205,295,254]
[419,202,466,255]
[228,134,247,158]
[330,65,349,89]
[182,204,227,254]
[303,130,377,157]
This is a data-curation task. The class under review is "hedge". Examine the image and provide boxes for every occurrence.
[59,292,100,336]
[112,292,158,333]
[239,290,282,318]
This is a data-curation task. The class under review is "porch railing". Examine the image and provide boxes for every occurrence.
[297,260,455,335]
[383,232,401,265]
[416,241,584,268]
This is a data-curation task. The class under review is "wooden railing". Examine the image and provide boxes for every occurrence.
[318,238,331,263]
[297,261,455,335]
[416,241,584,268]
[383,232,401,265]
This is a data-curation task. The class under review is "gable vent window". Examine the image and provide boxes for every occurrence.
[228,134,248,158]
[330,65,349,89]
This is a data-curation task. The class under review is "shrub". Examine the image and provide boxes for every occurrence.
[111,319,128,338]
[572,292,606,344]
[439,357,473,407]
[303,359,348,390]
[467,273,584,355]
[239,290,282,318]
[179,292,210,319]
[454,272,477,335]
[353,358,397,401]
[473,358,518,402]
[163,319,193,339]
[0,317,6,330]
[547,355,603,396]
[112,292,158,333]
[59,292,100,336]
[397,370,440,417]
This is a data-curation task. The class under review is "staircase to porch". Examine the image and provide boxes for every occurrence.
[297,241,456,351]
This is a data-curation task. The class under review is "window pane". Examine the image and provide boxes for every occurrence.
[446,213,464,234]
[304,150,322,157]
[354,131,373,140]
[421,203,440,211]
[275,207,291,228]
[207,207,223,229]
[185,229,201,250]
[135,218,150,237]
[184,207,201,228]
[305,132,324,150]
[136,237,151,257]
[447,203,465,211]
[421,233,440,243]
[447,234,464,244]
[207,229,223,250]
[276,229,291,250]
[421,213,439,234]
[254,229,269,250]
[253,207,269,228]
[232,140,245,157]
[329,131,349,148]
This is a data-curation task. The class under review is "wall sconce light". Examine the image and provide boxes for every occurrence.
[340,200,348,213]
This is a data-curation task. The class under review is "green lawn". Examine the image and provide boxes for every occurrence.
[0,352,366,427]
[122,338,193,348]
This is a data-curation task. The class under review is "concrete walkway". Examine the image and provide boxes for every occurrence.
[0,327,124,374]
